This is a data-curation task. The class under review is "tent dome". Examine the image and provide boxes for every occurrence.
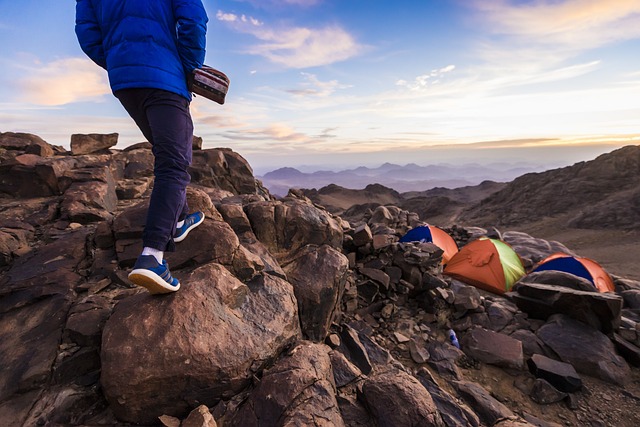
[443,237,525,294]
[531,253,615,293]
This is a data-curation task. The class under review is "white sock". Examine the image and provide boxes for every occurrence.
[176,219,185,228]
[141,247,163,264]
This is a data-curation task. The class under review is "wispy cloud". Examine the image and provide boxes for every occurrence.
[15,57,109,105]
[223,123,311,143]
[285,72,351,97]
[216,10,363,68]
[474,0,640,50]
[396,65,456,91]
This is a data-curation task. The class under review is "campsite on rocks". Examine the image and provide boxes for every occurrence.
[1,131,639,427]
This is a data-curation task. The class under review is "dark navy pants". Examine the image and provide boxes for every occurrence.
[115,88,193,252]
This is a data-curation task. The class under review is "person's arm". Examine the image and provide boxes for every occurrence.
[173,0,208,76]
[75,0,107,69]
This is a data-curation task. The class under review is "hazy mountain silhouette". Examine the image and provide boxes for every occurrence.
[259,161,544,196]
[297,146,640,232]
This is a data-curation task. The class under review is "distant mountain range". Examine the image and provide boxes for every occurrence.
[298,145,640,232]
[258,161,547,196]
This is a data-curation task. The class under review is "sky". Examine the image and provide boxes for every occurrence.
[1,0,640,174]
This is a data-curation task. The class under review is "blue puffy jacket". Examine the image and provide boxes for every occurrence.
[75,0,208,100]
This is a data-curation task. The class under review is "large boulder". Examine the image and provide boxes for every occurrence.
[70,133,118,155]
[536,314,630,385]
[452,380,516,426]
[282,244,349,341]
[229,342,344,427]
[360,369,444,427]
[244,198,343,261]
[511,282,623,334]
[0,154,76,197]
[460,328,524,370]
[101,264,301,424]
[0,292,73,406]
[189,148,258,195]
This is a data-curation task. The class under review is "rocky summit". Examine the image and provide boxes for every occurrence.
[1,131,640,427]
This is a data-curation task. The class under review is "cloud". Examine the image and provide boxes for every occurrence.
[15,57,109,105]
[473,0,640,51]
[217,10,363,68]
[286,72,351,97]
[215,11,263,26]
[396,65,456,91]
[222,123,312,144]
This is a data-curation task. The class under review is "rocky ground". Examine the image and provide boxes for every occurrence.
[1,132,639,427]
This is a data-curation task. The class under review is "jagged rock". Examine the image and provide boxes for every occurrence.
[510,329,547,357]
[0,291,73,410]
[527,354,582,392]
[337,394,374,427]
[114,145,154,179]
[70,133,118,155]
[427,341,464,379]
[537,314,630,385]
[359,267,390,290]
[354,329,393,369]
[217,201,285,278]
[229,342,344,427]
[360,369,444,427]
[416,369,481,427]
[409,339,430,364]
[453,284,483,311]
[529,378,567,404]
[63,296,111,348]
[1,228,90,294]
[159,414,181,427]
[282,244,349,341]
[244,198,343,261]
[0,154,76,197]
[621,289,640,309]
[339,325,373,375]
[517,270,596,292]
[101,264,300,424]
[189,148,258,195]
[511,282,623,334]
[192,135,204,151]
[0,132,57,157]
[369,205,394,226]
[612,333,640,367]
[357,280,379,303]
[330,350,363,387]
[60,166,118,223]
[116,177,151,199]
[372,233,394,250]
[485,299,517,331]
[452,380,515,426]
[461,327,524,369]
[351,223,373,247]
[183,405,217,427]
[0,221,33,266]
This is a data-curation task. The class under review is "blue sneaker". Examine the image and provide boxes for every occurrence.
[174,211,205,243]
[128,255,180,294]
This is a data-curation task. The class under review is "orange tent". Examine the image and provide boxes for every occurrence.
[443,238,525,295]
[531,252,615,293]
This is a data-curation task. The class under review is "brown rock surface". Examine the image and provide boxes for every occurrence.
[101,264,300,423]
